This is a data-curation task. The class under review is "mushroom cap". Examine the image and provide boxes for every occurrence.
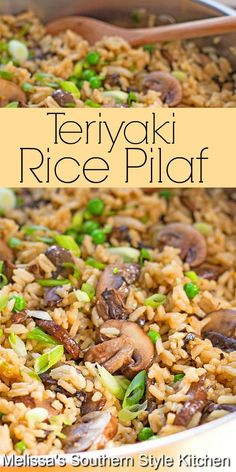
[96,263,140,320]
[0,78,26,106]
[85,320,154,379]
[201,309,236,352]
[138,71,182,107]
[155,222,207,267]
[62,411,118,453]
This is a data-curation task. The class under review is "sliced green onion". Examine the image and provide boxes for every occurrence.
[127,91,137,106]
[139,248,152,266]
[143,44,156,52]
[0,412,4,419]
[108,247,140,263]
[194,222,213,236]
[119,401,147,422]
[0,188,16,212]
[15,440,27,454]
[36,278,70,287]
[0,272,8,288]
[70,211,83,230]
[25,407,48,424]
[9,333,27,357]
[74,289,90,303]
[138,426,154,441]
[147,330,161,344]
[27,327,58,345]
[8,39,29,64]
[96,364,127,400]
[85,99,101,108]
[172,70,187,82]
[53,234,80,257]
[0,328,3,337]
[0,70,13,80]
[122,370,146,409]
[159,189,172,200]
[184,271,199,283]
[102,90,128,104]
[62,262,81,279]
[6,101,19,108]
[34,345,64,374]
[22,82,33,92]
[114,375,130,392]
[81,282,95,300]
[0,295,9,311]
[85,257,106,270]
[144,293,167,308]
[174,373,185,382]
[8,237,22,248]
[12,295,26,312]
[23,224,48,235]
[60,81,80,98]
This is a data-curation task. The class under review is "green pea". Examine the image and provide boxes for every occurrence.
[85,99,101,108]
[138,427,154,441]
[82,220,100,235]
[83,69,96,80]
[86,51,100,65]
[91,229,106,245]
[184,282,200,299]
[87,198,104,216]
[89,76,102,89]
[174,373,185,382]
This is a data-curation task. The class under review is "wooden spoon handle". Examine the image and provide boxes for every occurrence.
[129,16,236,46]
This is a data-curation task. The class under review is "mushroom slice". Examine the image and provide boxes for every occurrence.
[62,411,118,453]
[84,320,154,379]
[0,78,26,107]
[155,223,207,267]
[138,71,182,107]
[45,245,73,277]
[195,263,224,281]
[201,309,236,352]
[96,263,140,320]
[174,376,208,426]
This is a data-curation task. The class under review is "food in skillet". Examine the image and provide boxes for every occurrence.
[0,11,235,108]
[0,187,235,455]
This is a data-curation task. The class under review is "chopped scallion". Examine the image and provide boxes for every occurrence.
[34,345,64,374]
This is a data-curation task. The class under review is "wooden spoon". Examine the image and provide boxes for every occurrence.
[46,15,236,46]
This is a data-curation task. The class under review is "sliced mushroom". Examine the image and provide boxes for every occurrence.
[62,411,118,453]
[96,263,140,320]
[11,312,80,360]
[201,309,236,352]
[174,376,208,426]
[13,395,36,408]
[80,393,106,416]
[0,78,26,107]
[43,287,62,307]
[40,373,86,401]
[84,320,154,379]
[33,318,80,360]
[202,402,236,417]
[52,89,75,107]
[195,263,224,281]
[138,71,182,106]
[108,216,145,232]
[45,245,73,277]
[155,223,207,267]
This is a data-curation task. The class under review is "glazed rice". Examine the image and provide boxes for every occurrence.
[0,11,236,108]
[0,187,235,455]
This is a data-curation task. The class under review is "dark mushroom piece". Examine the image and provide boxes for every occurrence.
[0,78,26,107]
[201,309,236,352]
[13,395,36,408]
[138,71,182,107]
[202,402,236,421]
[43,287,62,308]
[195,263,224,281]
[80,392,106,416]
[62,411,118,453]
[11,311,80,360]
[32,318,81,360]
[0,240,15,280]
[45,245,74,277]
[174,376,208,426]
[96,263,140,320]
[154,223,207,267]
[84,319,154,379]
[52,89,76,108]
